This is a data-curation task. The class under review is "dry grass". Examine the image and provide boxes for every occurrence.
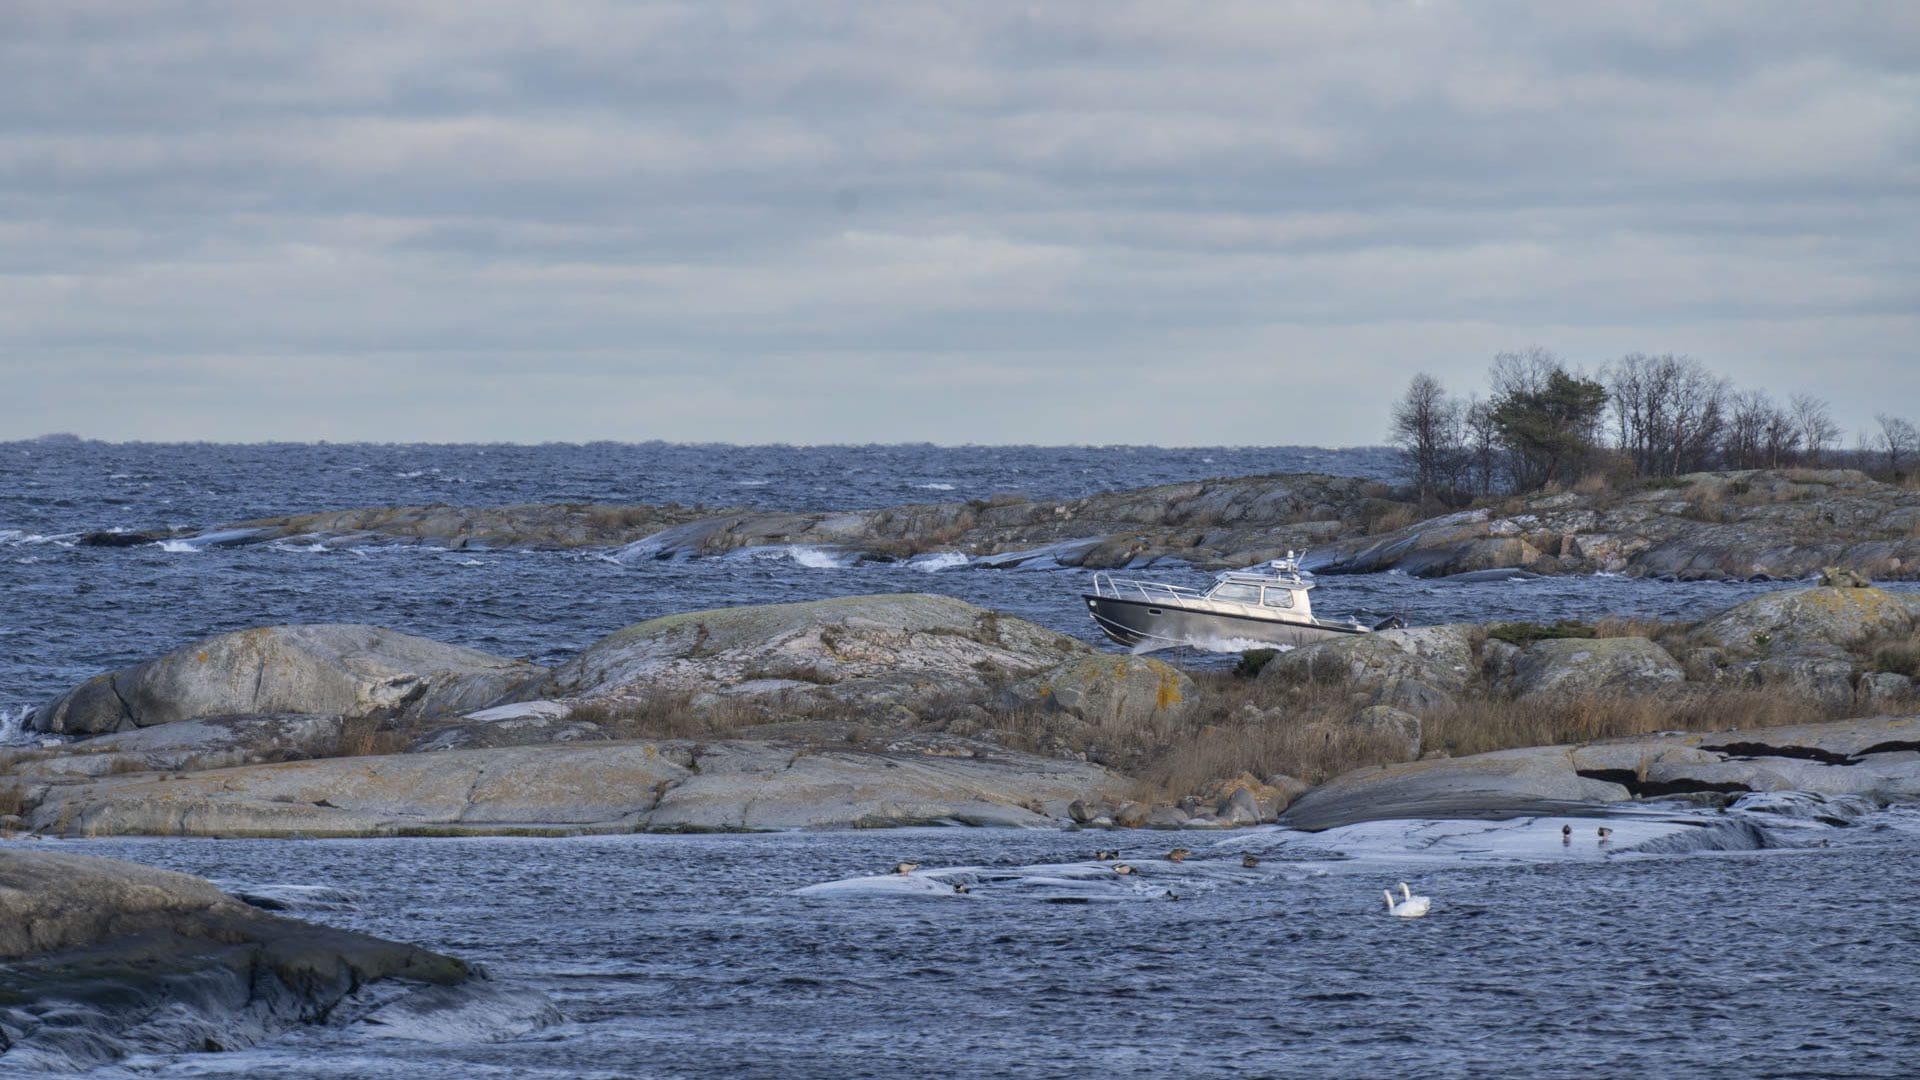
[566,691,766,741]
[1364,502,1420,535]
[331,715,411,757]
[583,504,661,531]
[1591,615,1670,641]
[1421,688,1832,759]
[0,784,31,817]
[1870,636,1920,678]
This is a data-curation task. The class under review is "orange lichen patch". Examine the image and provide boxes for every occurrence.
[1155,669,1185,711]
[197,652,209,663]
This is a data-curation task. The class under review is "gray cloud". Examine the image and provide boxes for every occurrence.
[1,1,1915,444]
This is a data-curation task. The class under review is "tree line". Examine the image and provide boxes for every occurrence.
[1390,348,1919,505]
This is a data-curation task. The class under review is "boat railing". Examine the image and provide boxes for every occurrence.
[1088,573,1208,605]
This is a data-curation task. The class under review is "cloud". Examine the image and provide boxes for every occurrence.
[0,1,1915,443]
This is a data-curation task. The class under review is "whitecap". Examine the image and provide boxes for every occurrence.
[156,539,202,554]
[913,482,957,491]
[0,705,30,745]
[907,552,971,573]
[731,544,857,569]
[734,479,771,487]
[393,470,429,479]
[457,559,486,567]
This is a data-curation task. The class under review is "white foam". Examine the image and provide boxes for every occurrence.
[908,551,970,573]
[156,539,202,554]
[913,482,956,491]
[0,705,30,745]
[733,544,857,569]
[734,479,771,487]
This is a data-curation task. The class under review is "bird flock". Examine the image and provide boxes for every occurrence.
[879,819,1633,918]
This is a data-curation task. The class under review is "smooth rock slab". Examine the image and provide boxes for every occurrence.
[26,737,1128,837]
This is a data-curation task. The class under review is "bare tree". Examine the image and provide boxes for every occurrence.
[1390,373,1464,505]
[1792,394,1840,466]
[1874,413,1919,475]
[1605,353,1726,477]
[1463,394,1499,496]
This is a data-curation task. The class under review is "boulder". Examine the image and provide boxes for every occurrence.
[1004,655,1196,728]
[1347,704,1423,761]
[1856,671,1914,711]
[1259,625,1478,711]
[1743,656,1859,711]
[1693,587,1913,657]
[0,848,482,1069]
[29,625,546,736]
[546,594,1088,703]
[1819,566,1873,588]
[1510,637,1686,699]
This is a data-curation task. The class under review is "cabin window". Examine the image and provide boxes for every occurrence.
[1211,583,1260,604]
[1262,588,1295,609]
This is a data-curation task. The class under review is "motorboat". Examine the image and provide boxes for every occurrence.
[1082,552,1398,651]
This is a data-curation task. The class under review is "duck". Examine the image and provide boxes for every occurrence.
[1111,863,1135,875]
[952,881,970,895]
[1561,824,1572,844]
[1241,853,1260,868]
[1166,848,1192,863]
[1094,849,1120,861]
[1385,882,1430,918]
[1597,827,1613,844]
[892,861,920,875]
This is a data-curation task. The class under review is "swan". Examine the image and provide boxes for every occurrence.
[1385,882,1431,918]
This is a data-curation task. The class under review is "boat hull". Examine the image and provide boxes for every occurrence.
[1082,594,1365,651]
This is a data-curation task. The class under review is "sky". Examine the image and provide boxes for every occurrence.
[1,1,1915,445]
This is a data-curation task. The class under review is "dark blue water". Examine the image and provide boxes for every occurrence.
[57,813,1920,1080]
[4,438,1913,719]
[7,441,1920,1076]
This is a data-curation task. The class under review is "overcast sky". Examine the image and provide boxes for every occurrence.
[2,2,1914,444]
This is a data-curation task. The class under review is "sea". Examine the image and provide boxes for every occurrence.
[4,438,1918,1077]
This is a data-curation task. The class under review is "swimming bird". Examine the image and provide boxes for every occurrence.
[1112,863,1135,875]
[1094,849,1120,861]
[1167,848,1191,863]
[1386,882,1430,918]
[1561,824,1572,844]
[1241,853,1260,868]
[1597,827,1613,844]
[953,881,970,894]
[892,861,919,875]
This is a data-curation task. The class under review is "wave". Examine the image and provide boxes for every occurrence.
[913,482,956,491]
[0,705,31,745]
[157,539,202,554]
[0,529,78,547]
[907,552,971,573]
[731,544,858,569]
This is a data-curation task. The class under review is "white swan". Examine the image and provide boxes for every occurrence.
[1385,882,1431,918]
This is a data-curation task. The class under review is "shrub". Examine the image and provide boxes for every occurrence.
[1488,621,1595,647]
[1233,648,1279,679]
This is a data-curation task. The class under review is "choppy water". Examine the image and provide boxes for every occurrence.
[53,798,1920,1079]
[7,440,1920,1076]
[3,438,1909,718]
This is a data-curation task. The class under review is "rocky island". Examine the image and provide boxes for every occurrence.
[86,467,1920,579]
[6,574,1918,839]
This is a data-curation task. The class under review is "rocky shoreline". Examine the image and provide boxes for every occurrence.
[0,847,548,1070]
[6,578,1920,840]
[81,467,1920,579]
